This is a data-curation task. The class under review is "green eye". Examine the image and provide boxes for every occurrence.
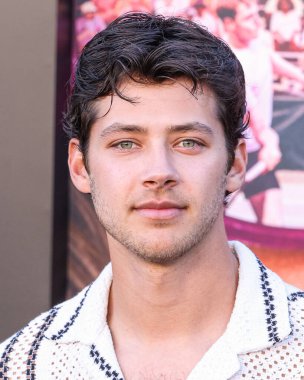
[180,140,195,148]
[119,141,134,149]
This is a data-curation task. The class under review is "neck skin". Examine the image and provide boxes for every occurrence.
[107,216,239,349]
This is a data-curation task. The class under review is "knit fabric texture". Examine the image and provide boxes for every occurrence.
[1,241,304,379]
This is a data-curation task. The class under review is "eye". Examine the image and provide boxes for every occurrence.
[114,141,137,150]
[179,140,196,148]
[176,139,203,149]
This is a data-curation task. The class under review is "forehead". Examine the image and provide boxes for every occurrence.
[92,79,222,132]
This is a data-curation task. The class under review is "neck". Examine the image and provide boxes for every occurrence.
[107,230,238,345]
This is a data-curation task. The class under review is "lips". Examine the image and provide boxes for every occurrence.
[133,201,186,220]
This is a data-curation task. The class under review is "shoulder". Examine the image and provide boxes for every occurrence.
[0,265,112,378]
[0,306,60,378]
[238,284,304,378]
[0,279,92,377]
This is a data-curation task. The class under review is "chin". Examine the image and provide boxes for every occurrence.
[129,238,197,266]
[134,250,187,266]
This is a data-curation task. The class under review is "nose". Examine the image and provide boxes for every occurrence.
[141,148,180,191]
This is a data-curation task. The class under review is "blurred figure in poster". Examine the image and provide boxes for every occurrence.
[269,0,301,51]
[191,0,223,36]
[264,0,302,17]
[218,0,304,226]
[293,15,304,51]
[92,0,117,25]
[76,1,106,53]
[154,0,191,16]
[115,0,152,15]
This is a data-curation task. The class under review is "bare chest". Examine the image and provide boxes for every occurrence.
[117,349,205,380]
[124,368,187,380]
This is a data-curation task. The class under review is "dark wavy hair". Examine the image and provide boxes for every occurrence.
[63,12,248,169]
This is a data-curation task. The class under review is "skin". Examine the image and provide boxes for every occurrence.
[69,79,247,379]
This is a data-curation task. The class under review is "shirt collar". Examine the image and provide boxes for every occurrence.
[44,241,292,353]
[226,241,291,353]
[188,241,292,380]
[44,263,112,344]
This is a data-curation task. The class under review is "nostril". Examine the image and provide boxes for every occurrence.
[164,179,177,187]
[143,178,177,190]
[144,180,157,186]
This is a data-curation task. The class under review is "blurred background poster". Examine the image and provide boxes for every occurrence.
[67,0,304,297]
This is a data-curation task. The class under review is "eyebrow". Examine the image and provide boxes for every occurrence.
[168,122,214,136]
[99,121,214,139]
[99,123,148,139]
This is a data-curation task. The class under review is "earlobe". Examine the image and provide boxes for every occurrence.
[226,139,247,195]
[68,138,91,193]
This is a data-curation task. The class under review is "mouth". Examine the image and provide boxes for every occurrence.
[133,201,187,220]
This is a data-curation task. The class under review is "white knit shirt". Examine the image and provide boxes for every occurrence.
[1,241,304,379]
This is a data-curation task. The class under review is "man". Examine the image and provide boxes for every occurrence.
[218,0,304,226]
[1,12,303,379]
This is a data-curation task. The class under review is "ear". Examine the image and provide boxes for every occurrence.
[226,139,247,195]
[68,138,91,193]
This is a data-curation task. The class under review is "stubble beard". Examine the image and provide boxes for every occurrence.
[90,177,226,265]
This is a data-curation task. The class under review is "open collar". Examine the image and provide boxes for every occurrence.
[226,241,291,353]
[44,263,112,345]
[44,241,292,378]
[188,241,292,380]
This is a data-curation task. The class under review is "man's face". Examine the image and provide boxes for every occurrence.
[70,80,243,264]
[234,1,260,43]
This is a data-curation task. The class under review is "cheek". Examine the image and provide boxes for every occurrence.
[182,167,225,202]
[91,163,135,201]
[180,152,227,183]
